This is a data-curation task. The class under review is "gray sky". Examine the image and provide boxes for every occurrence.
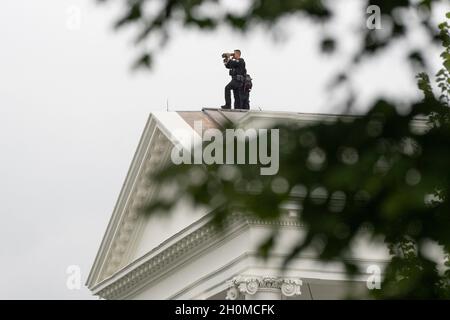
[0,0,448,299]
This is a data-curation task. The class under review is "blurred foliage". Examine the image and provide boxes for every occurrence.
[145,98,450,298]
[101,0,450,298]
[98,0,445,70]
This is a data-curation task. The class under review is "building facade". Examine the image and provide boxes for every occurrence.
[86,109,428,299]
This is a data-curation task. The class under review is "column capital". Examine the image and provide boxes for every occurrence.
[225,275,303,300]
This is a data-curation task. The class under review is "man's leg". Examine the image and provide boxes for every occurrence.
[233,87,241,109]
[233,79,245,109]
[241,91,250,110]
[223,81,233,108]
[235,83,249,110]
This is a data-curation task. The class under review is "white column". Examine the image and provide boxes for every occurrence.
[225,276,302,300]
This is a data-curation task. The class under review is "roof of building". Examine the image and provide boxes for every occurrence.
[175,108,428,133]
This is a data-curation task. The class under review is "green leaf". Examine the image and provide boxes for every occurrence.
[444,59,450,71]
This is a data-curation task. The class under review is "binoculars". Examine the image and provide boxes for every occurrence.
[221,52,234,63]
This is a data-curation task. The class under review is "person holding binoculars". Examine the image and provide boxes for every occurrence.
[221,49,250,110]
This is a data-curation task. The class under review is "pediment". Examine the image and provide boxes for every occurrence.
[86,112,201,290]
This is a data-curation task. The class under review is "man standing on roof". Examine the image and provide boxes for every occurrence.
[221,49,247,110]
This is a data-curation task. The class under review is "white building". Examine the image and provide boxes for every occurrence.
[87,109,425,300]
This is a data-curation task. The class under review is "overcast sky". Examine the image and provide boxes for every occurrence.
[0,0,448,299]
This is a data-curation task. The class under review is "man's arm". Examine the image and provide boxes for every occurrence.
[225,59,240,69]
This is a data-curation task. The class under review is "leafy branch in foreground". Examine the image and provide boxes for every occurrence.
[98,0,444,72]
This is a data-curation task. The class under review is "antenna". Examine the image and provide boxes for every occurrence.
[166,98,169,111]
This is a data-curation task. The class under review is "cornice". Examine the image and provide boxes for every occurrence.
[92,214,302,299]
[237,110,430,132]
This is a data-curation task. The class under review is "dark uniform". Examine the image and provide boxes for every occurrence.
[224,58,247,109]
[241,75,252,110]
